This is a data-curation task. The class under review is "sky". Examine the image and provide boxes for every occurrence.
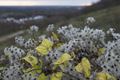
[0,0,100,6]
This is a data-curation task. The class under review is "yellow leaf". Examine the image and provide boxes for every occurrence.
[36,39,53,55]
[38,73,48,80]
[22,65,42,75]
[54,53,72,65]
[52,32,59,40]
[96,72,116,80]
[32,65,42,73]
[51,72,63,80]
[75,63,83,73]
[41,39,53,49]
[106,73,116,80]
[23,54,38,66]
[36,46,49,55]
[98,48,105,56]
[22,60,42,74]
[75,57,91,78]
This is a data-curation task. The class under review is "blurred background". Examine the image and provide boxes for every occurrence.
[0,0,120,50]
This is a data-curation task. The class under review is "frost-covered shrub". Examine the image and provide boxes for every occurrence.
[86,17,96,24]
[4,46,25,64]
[1,17,120,80]
[24,39,36,48]
[97,39,120,78]
[2,63,23,80]
[15,36,25,47]
[30,25,39,32]
[57,24,80,40]
[46,24,55,32]
[38,35,46,42]
[15,36,37,48]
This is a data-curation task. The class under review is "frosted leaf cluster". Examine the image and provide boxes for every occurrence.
[15,37,36,48]
[97,39,120,78]
[15,36,25,47]
[38,35,46,42]
[86,17,96,24]
[2,63,23,80]
[4,46,25,64]
[30,25,39,32]
[57,24,80,40]
[46,24,55,32]
[24,39,36,48]
[1,17,120,80]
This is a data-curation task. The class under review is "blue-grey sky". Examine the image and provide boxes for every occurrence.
[0,0,100,6]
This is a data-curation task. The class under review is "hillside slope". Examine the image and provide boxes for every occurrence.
[56,5,120,32]
[0,5,120,50]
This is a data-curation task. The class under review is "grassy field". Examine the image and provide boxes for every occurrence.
[0,5,120,51]
[56,5,120,32]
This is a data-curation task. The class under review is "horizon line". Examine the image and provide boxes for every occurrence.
[0,4,92,7]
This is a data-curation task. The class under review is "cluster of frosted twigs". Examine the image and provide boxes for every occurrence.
[0,17,120,80]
